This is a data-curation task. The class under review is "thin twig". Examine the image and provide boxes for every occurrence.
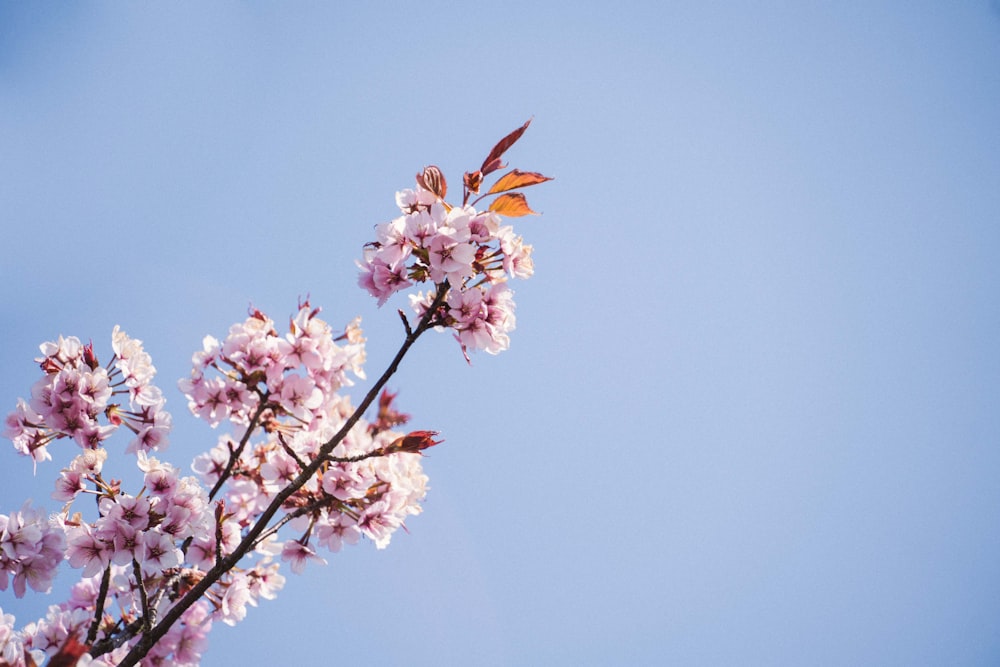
[326,447,387,464]
[397,309,413,337]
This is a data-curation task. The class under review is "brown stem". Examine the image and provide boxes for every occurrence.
[85,565,112,644]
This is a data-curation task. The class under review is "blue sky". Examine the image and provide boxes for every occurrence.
[2,3,999,665]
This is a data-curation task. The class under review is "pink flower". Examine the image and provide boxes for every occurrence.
[246,562,285,603]
[273,374,323,423]
[4,400,53,467]
[138,452,179,496]
[66,524,110,578]
[403,207,440,246]
[107,522,142,566]
[468,210,500,242]
[314,513,361,553]
[191,377,232,427]
[357,256,411,306]
[111,326,157,389]
[320,462,367,501]
[140,530,181,574]
[259,450,300,494]
[51,470,85,502]
[280,540,326,574]
[395,186,437,212]
[103,494,152,531]
[218,574,251,626]
[498,225,535,279]
[373,216,411,267]
[226,479,267,525]
[158,505,194,540]
[427,236,476,285]
[357,500,401,550]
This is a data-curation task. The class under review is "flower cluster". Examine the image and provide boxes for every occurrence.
[0,305,429,666]
[358,120,548,359]
[178,304,365,429]
[359,190,534,300]
[359,192,530,358]
[62,452,211,578]
[2,330,170,466]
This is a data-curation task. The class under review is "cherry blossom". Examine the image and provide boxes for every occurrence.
[279,540,326,575]
[0,123,546,667]
[0,501,65,598]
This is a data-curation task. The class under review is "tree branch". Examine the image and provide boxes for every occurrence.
[109,283,450,667]
[85,564,112,645]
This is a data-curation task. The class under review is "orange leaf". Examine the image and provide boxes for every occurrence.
[487,169,553,195]
[481,119,532,175]
[488,193,537,217]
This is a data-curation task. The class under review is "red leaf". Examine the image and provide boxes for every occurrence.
[480,119,532,175]
[487,169,553,195]
[488,193,537,217]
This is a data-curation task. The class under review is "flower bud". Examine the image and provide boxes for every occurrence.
[386,430,441,455]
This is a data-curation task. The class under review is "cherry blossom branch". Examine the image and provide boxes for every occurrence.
[1,122,546,665]
[110,283,450,667]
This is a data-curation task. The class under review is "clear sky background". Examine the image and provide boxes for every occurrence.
[2,3,999,666]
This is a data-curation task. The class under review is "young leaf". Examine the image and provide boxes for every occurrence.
[481,119,532,175]
[464,170,484,195]
[416,165,447,199]
[487,169,553,195]
[488,193,537,217]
